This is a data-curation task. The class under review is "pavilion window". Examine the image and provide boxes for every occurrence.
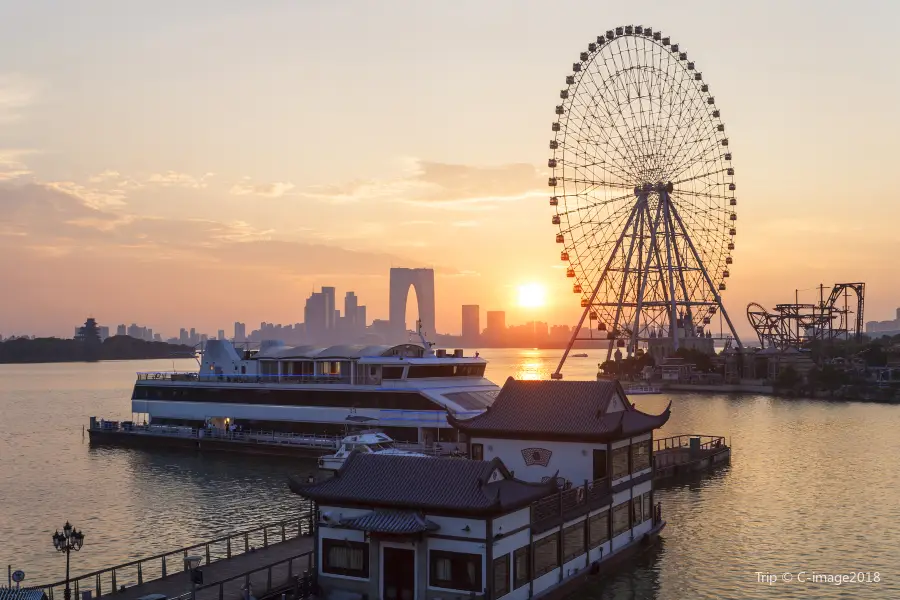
[492,554,510,597]
[532,532,560,577]
[611,445,630,480]
[612,502,631,537]
[631,439,651,473]
[632,496,643,526]
[562,522,585,562]
[322,539,369,578]
[513,545,531,589]
[588,510,610,548]
[430,550,482,592]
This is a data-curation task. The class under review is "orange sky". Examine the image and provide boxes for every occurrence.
[1,1,898,339]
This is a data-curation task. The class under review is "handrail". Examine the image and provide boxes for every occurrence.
[168,550,316,600]
[38,513,315,599]
[654,434,727,453]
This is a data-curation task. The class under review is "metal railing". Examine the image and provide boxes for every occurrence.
[654,435,727,453]
[169,551,316,600]
[38,513,315,600]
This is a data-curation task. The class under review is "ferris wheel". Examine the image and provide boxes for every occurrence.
[548,25,742,375]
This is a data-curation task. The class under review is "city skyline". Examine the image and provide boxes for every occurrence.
[2,1,899,340]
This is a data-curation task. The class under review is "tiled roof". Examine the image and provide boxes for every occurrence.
[448,378,670,441]
[338,510,440,534]
[0,590,47,600]
[290,453,556,515]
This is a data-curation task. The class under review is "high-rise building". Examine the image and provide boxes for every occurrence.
[304,292,328,339]
[322,287,336,330]
[461,305,480,341]
[357,306,367,329]
[153,333,162,342]
[486,311,506,333]
[218,329,226,340]
[179,328,188,344]
[98,326,110,341]
[345,292,358,329]
[116,324,126,336]
[233,322,246,341]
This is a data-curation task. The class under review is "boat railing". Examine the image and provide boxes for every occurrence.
[94,421,346,450]
[136,372,352,385]
[36,512,315,600]
[654,434,727,453]
[530,476,609,530]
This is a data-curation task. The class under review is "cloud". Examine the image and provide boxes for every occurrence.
[298,160,547,208]
[146,171,214,189]
[0,74,38,122]
[44,181,128,209]
[229,178,296,198]
[0,150,32,181]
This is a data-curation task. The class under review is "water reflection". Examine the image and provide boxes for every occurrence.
[2,353,899,599]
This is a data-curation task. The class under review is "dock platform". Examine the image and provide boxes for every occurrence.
[653,434,731,483]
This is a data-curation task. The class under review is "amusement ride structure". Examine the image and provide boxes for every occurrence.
[548,26,741,378]
[746,283,865,350]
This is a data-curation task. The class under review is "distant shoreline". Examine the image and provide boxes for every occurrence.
[0,337,195,365]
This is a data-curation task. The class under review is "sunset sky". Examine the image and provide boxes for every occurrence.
[1,0,898,339]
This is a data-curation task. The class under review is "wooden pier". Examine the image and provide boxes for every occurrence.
[37,514,316,600]
[653,434,731,483]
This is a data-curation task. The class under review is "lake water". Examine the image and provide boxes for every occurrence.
[1,351,898,599]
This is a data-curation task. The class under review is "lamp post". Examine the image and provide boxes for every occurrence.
[185,555,203,600]
[52,522,85,600]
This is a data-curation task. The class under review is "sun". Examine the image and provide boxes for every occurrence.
[517,283,546,308]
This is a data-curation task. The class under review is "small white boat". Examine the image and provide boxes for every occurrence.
[622,383,662,395]
[318,432,431,471]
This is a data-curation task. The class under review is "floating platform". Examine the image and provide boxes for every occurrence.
[653,434,731,483]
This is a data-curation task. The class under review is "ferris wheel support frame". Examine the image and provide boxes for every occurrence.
[551,201,640,379]
[553,185,744,377]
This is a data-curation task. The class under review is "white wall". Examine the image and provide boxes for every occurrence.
[492,508,529,536]
[472,437,607,486]
[427,514,486,539]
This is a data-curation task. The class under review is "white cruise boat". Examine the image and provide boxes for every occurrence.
[129,326,499,452]
[318,432,431,471]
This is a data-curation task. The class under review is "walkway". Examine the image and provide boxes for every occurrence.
[106,537,314,600]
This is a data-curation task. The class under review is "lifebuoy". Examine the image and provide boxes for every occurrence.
[576,487,585,503]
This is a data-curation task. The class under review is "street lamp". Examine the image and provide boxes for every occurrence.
[185,555,203,600]
[52,521,85,600]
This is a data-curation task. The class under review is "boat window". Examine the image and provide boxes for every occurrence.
[642,492,652,522]
[407,364,486,378]
[133,386,443,411]
[382,366,404,380]
[632,496,643,526]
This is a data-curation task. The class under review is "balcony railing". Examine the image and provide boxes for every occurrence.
[530,477,609,530]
